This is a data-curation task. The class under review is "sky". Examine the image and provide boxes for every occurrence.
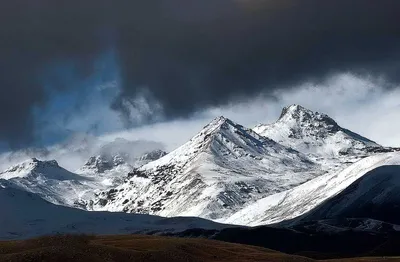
[1,0,400,151]
[100,73,400,151]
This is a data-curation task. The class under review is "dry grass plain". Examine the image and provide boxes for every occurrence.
[0,234,399,262]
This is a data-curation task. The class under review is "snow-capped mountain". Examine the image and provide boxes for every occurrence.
[0,157,133,208]
[223,152,400,226]
[0,158,91,206]
[137,149,167,164]
[0,134,165,172]
[0,183,224,240]
[96,138,165,166]
[0,149,167,211]
[1,104,398,239]
[253,104,382,158]
[88,116,320,220]
[77,154,132,175]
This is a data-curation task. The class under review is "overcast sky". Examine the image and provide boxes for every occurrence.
[1,1,400,150]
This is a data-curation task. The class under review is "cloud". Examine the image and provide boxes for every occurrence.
[1,0,400,147]
[1,73,399,171]
[103,74,400,150]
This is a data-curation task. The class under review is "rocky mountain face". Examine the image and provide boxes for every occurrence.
[138,149,167,162]
[253,104,382,158]
[87,116,319,220]
[79,155,127,174]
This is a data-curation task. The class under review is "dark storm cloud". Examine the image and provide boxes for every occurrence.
[1,0,400,147]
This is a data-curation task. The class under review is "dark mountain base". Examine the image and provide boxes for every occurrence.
[169,225,400,260]
[3,234,400,261]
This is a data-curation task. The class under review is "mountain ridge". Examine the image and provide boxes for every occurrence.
[88,115,319,220]
[254,104,381,157]
[0,104,398,236]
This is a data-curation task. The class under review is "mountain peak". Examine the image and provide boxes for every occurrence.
[206,116,229,128]
[200,116,254,142]
[279,104,311,118]
[139,150,167,162]
[278,104,338,126]
[2,158,60,173]
[142,115,300,171]
[275,104,343,136]
[81,155,126,173]
[253,105,381,156]
[0,158,76,181]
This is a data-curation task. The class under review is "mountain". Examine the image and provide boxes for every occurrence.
[0,158,91,206]
[253,104,382,158]
[223,152,400,226]
[0,183,224,240]
[1,104,398,241]
[136,149,167,165]
[76,154,133,175]
[0,157,133,208]
[88,116,319,220]
[96,138,165,165]
[291,164,400,225]
[0,134,165,171]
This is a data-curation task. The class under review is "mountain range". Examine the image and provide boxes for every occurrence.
[1,104,400,243]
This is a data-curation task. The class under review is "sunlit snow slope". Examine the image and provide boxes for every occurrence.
[223,152,400,226]
[89,116,319,220]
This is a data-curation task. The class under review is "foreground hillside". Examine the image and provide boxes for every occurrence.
[0,234,313,262]
[0,184,223,240]
[2,234,400,262]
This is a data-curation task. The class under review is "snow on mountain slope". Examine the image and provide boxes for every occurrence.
[0,158,79,180]
[223,152,400,226]
[253,104,382,158]
[75,150,167,187]
[291,165,400,225]
[0,182,224,240]
[0,158,92,206]
[89,116,320,220]
[0,157,133,208]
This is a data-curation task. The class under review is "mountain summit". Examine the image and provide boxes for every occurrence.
[254,104,381,157]
[0,158,78,181]
[89,116,318,220]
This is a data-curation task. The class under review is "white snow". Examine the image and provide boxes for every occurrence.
[89,116,320,220]
[223,152,400,226]
[0,157,132,207]
[253,104,381,158]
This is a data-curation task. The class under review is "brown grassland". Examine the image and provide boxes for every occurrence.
[0,234,399,262]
